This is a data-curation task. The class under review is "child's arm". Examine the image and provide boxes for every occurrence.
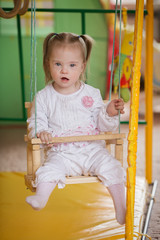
[27,92,50,140]
[95,95,125,132]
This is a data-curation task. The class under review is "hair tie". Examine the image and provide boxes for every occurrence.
[77,35,87,59]
[50,33,58,41]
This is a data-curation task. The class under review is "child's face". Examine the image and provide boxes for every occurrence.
[49,44,85,94]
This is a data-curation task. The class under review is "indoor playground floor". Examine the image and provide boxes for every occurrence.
[0,172,147,240]
[0,91,160,240]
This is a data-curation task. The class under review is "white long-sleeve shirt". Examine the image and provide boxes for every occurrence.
[28,82,119,144]
[28,82,126,188]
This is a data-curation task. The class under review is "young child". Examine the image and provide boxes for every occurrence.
[26,32,126,225]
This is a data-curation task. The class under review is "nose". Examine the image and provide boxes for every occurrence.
[61,65,68,74]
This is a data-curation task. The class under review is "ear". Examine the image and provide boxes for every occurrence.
[46,59,50,68]
[81,62,86,73]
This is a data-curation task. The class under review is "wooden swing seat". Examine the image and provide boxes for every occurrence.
[24,102,125,192]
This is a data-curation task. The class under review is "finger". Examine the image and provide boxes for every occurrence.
[44,133,50,144]
[115,103,123,109]
[115,100,124,109]
[114,99,122,106]
[39,133,45,143]
[36,133,40,138]
[117,99,124,107]
[112,99,118,104]
[120,109,125,114]
[47,143,54,147]
[117,104,124,109]
[116,99,124,104]
[118,98,124,103]
[40,132,49,144]
[48,134,52,143]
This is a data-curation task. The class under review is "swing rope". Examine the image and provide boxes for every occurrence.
[33,0,37,138]
[30,0,33,102]
[118,0,122,99]
[30,0,37,137]
[109,0,122,133]
[109,0,118,102]
[118,0,122,133]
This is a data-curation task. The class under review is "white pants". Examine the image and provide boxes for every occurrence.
[33,141,126,188]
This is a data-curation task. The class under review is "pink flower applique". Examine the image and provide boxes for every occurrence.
[81,96,94,108]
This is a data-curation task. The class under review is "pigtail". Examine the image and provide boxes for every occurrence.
[79,34,94,62]
[43,33,57,84]
[43,33,56,60]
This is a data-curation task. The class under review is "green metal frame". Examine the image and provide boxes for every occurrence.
[0,8,148,123]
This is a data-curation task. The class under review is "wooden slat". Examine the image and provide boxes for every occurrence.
[66,176,100,184]
[31,133,126,145]
[24,134,28,142]
[24,175,36,192]
[25,134,125,145]
[27,143,33,175]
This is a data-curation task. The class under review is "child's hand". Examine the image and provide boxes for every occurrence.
[37,131,53,147]
[106,98,125,117]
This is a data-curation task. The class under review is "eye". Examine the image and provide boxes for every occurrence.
[70,63,76,67]
[129,41,132,45]
[55,62,61,66]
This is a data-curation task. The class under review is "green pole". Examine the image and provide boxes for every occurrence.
[81,12,86,34]
[3,8,148,15]
[17,14,26,120]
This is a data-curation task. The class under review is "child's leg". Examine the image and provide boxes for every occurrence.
[107,183,126,225]
[26,181,56,210]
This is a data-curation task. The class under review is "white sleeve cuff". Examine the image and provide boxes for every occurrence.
[98,103,119,132]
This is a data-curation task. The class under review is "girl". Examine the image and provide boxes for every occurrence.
[26,32,126,225]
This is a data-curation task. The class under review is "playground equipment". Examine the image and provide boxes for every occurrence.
[0,0,29,18]
[24,0,126,194]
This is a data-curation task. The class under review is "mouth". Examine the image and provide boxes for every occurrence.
[61,77,69,81]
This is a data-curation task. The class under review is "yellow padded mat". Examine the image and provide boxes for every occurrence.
[0,172,147,240]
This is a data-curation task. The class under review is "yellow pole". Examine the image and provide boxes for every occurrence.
[145,0,153,184]
[125,0,144,239]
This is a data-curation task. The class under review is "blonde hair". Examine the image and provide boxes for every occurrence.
[43,32,94,84]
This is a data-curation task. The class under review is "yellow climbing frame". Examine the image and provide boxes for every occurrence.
[125,0,145,239]
[145,0,153,184]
